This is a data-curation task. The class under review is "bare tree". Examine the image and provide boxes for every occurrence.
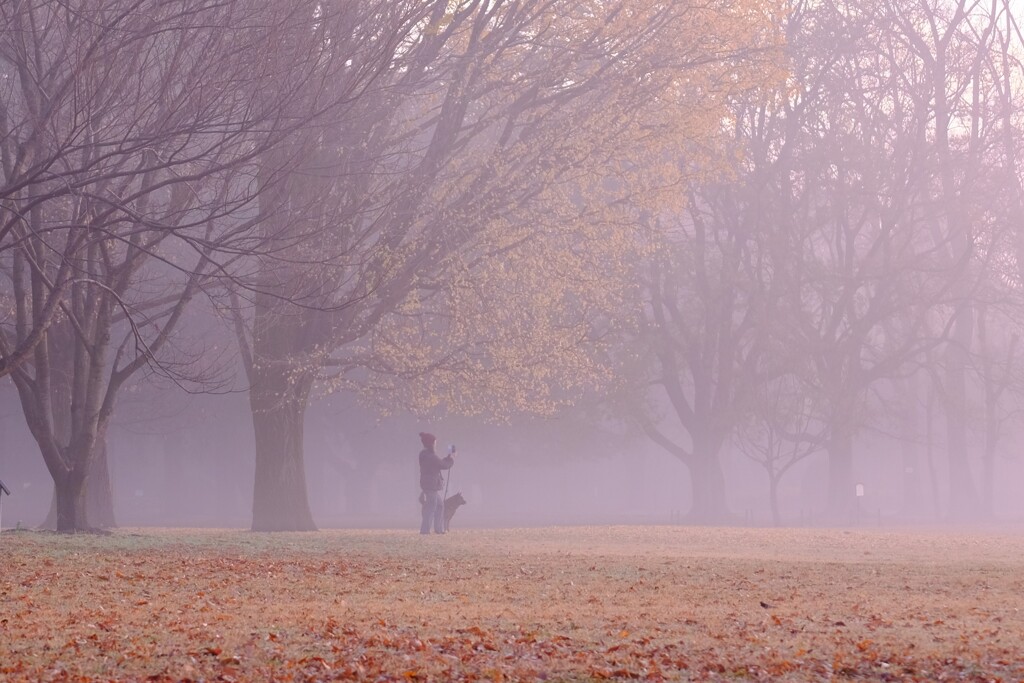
[624,0,1024,524]
[734,374,822,526]
[0,0,350,531]
[874,0,1024,521]
[631,179,786,523]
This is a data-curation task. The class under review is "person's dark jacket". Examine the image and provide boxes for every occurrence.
[419,448,454,491]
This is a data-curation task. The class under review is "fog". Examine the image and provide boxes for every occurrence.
[4,377,1024,531]
[3,0,1024,533]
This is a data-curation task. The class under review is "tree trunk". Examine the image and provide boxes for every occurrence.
[768,473,781,527]
[900,431,920,522]
[980,445,995,519]
[900,376,922,521]
[686,446,729,524]
[249,367,317,531]
[825,431,855,523]
[53,467,87,532]
[945,302,979,522]
[41,428,116,529]
[85,433,116,528]
[925,385,942,520]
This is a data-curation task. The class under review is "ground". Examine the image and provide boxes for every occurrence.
[2,526,1023,681]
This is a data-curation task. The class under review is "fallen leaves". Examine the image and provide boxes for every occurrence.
[2,527,1024,681]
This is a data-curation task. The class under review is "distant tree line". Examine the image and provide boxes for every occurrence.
[619,0,1024,524]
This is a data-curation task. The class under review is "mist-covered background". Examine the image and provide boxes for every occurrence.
[3,0,1024,532]
[4,375,1024,529]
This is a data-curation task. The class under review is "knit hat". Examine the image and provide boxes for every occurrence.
[419,432,436,448]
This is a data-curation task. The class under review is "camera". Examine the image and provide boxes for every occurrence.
[448,444,456,455]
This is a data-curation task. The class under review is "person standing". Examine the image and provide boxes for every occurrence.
[418,432,455,534]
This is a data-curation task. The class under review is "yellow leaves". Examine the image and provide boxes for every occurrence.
[352,204,637,416]
[277,0,784,421]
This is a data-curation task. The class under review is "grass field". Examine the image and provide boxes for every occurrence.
[3,526,1023,681]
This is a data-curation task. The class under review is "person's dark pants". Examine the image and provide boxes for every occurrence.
[420,490,445,534]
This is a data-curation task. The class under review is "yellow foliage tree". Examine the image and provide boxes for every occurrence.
[231,0,785,530]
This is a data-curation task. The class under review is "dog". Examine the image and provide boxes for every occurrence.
[444,492,466,531]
